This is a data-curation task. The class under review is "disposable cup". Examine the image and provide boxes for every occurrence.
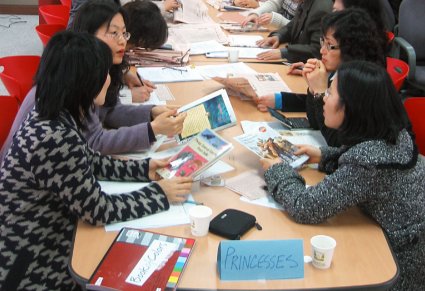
[189,205,212,236]
[310,235,336,269]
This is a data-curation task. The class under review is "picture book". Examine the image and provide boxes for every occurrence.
[157,128,233,179]
[86,228,195,291]
[176,88,237,143]
[234,125,309,168]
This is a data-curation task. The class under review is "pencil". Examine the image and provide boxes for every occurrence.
[282,61,304,70]
[136,71,145,86]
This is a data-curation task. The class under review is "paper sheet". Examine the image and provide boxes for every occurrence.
[137,66,204,83]
[195,62,257,79]
[189,40,227,55]
[119,84,174,106]
[225,170,267,200]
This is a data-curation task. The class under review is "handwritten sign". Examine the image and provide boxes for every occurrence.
[217,240,304,281]
[126,239,177,286]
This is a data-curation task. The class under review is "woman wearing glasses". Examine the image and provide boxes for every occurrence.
[260,60,425,290]
[256,8,385,146]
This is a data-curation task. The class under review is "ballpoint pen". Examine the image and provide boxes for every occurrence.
[185,200,204,205]
[136,71,145,86]
[282,61,304,70]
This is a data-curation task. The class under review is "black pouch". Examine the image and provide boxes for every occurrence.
[209,209,261,240]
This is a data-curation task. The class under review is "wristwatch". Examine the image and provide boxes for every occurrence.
[313,92,326,99]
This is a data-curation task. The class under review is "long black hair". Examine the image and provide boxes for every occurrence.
[35,31,112,128]
[336,60,410,146]
[72,0,129,107]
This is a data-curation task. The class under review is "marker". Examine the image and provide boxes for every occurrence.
[282,61,304,70]
[185,200,204,206]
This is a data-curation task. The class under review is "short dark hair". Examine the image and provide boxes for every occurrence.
[35,31,112,128]
[123,0,168,49]
[336,60,410,145]
[321,8,386,67]
[72,0,129,107]
[340,0,385,32]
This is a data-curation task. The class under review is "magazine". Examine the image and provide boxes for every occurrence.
[234,125,309,168]
[157,128,233,179]
[176,88,237,143]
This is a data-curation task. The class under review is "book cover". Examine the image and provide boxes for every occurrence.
[176,89,237,143]
[86,228,195,291]
[157,128,233,179]
[234,125,308,168]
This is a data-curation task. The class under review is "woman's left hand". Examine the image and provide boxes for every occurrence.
[151,105,180,119]
[260,157,282,171]
[149,158,169,180]
[302,59,328,95]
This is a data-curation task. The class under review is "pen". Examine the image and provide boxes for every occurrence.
[185,200,204,205]
[136,71,145,87]
[282,61,304,70]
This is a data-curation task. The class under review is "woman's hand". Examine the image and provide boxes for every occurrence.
[151,105,180,120]
[151,110,186,137]
[256,36,279,48]
[157,177,193,203]
[302,59,328,95]
[257,49,281,60]
[287,62,305,76]
[294,145,321,164]
[257,13,272,26]
[131,86,153,103]
[233,0,259,8]
[260,158,282,171]
[241,14,259,27]
[149,158,169,180]
[255,94,275,112]
[164,0,181,11]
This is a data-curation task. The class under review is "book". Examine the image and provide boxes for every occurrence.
[234,125,309,168]
[86,228,195,291]
[157,128,233,179]
[176,88,237,143]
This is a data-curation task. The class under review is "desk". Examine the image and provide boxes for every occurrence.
[70,63,398,290]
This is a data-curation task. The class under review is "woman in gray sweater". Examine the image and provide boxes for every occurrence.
[261,61,425,290]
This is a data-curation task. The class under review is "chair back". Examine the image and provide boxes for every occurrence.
[399,0,425,61]
[379,0,396,31]
[404,97,425,154]
[39,4,70,26]
[60,0,71,7]
[36,24,66,47]
[0,55,40,104]
[0,95,20,149]
[386,57,409,91]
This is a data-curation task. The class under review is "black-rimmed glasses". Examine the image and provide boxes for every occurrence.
[320,37,340,51]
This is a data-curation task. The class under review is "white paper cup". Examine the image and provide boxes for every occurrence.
[228,50,239,63]
[310,235,336,269]
[189,205,212,236]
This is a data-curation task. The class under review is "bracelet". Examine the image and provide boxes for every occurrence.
[313,92,325,99]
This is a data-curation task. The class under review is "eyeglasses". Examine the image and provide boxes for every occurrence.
[320,37,340,51]
[105,31,131,41]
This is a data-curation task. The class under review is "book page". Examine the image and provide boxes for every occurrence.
[173,0,212,24]
[181,104,211,138]
[168,23,228,45]
[240,73,292,95]
[225,170,267,200]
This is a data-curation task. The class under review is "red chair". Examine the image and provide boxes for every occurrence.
[387,57,410,91]
[387,31,395,44]
[0,55,41,104]
[36,24,66,47]
[60,0,71,7]
[39,4,70,26]
[404,97,425,155]
[0,95,20,148]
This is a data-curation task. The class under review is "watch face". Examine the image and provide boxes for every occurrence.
[314,92,325,99]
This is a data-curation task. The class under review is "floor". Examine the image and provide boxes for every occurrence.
[0,14,43,95]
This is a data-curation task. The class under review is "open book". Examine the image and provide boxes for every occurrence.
[157,128,233,179]
[86,228,195,291]
[176,88,237,143]
[234,125,308,168]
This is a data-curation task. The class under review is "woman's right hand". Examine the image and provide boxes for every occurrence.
[157,177,193,203]
[256,36,280,48]
[255,94,275,112]
[257,13,272,26]
[294,145,322,164]
[151,110,186,137]
[241,14,259,27]
[287,62,305,76]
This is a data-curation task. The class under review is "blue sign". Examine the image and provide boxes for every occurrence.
[217,239,304,281]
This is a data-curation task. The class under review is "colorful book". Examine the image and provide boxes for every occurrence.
[86,228,195,291]
[234,125,309,168]
[157,128,233,179]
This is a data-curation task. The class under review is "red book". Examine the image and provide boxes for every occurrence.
[86,228,195,291]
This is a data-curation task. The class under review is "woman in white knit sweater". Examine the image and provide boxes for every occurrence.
[241,0,300,28]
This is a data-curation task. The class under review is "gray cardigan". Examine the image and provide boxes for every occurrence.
[264,130,425,290]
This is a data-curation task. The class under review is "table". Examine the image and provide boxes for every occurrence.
[69,63,398,290]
